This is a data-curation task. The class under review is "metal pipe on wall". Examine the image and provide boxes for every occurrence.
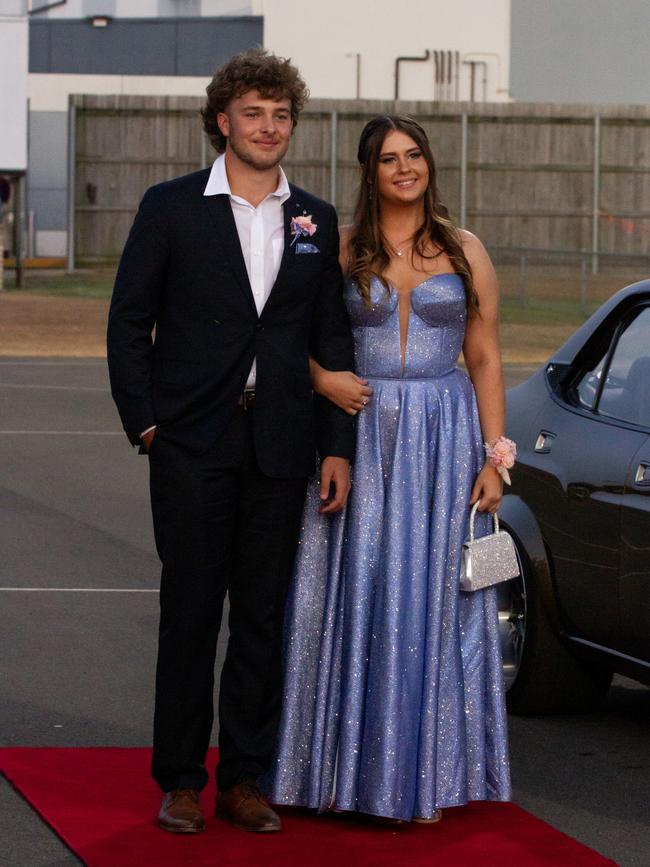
[479,61,488,102]
[394,50,430,100]
[463,58,489,102]
[462,52,509,98]
[28,1,68,15]
[27,210,35,259]
[433,50,460,102]
[465,61,477,102]
[345,53,361,99]
[66,100,76,272]
[14,174,25,288]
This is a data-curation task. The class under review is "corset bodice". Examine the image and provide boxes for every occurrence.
[344,273,467,379]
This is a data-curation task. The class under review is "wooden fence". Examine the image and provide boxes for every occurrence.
[71,95,650,263]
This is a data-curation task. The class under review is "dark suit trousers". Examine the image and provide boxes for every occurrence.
[148,408,308,793]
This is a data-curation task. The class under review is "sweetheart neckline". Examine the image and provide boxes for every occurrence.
[368,272,462,295]
[360,273,463,371]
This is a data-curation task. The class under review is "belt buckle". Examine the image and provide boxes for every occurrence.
[241,389,256,410]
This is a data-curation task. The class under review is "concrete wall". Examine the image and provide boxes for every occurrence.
[0,1,27,14]
[511,0,650,104]
[254,0,512,102]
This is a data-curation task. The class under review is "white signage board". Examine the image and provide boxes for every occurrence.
[0,15,28,172]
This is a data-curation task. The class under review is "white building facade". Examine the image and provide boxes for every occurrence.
[259,0,511,103]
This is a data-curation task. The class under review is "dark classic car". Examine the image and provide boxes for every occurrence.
[498,279,650,713]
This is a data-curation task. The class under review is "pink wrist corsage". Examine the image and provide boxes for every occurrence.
[484,435,517,485]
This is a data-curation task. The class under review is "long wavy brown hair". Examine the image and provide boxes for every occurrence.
[347,115,478,312]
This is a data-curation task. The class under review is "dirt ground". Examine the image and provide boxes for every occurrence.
[0,293,110,357]
[3,256,644,362]
[0,291,574,363]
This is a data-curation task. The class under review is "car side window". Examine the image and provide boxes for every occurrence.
[576,306,650,427]
[575,356,605,411]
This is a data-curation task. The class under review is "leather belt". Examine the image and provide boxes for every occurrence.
[238,389,256,410]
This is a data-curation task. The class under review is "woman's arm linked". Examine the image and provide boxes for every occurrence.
[461,231,507,514]
[309,225,373,415]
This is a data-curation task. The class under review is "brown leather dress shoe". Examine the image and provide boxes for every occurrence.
[158,788,205,834]
[216,780,281,833]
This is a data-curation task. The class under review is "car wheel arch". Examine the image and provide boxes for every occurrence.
[498,493,558,626]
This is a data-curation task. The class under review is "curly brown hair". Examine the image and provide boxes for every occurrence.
[348,115,478,314]
[201,48,309,153]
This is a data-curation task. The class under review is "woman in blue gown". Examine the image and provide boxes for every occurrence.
[265,116,511,822]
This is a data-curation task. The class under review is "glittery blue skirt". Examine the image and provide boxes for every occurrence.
[264,369,511,820]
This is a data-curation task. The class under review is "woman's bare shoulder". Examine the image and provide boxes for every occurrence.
[458,228,484,252]
[458,228,498,307]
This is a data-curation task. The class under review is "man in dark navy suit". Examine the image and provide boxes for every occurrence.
[107,49,354,835]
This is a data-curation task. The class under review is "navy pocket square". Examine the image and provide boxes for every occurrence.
[295,243,320,254]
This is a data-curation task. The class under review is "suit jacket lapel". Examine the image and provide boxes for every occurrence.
[264,191,305,312]
[271,195,295,292]
[203,193,257,316]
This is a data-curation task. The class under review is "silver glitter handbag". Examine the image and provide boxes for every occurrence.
[460,501,519,592]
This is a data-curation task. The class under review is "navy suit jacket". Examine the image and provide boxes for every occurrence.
[107,168,355,477]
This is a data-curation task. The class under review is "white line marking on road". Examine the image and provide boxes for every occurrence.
[0,383,108,392]
[0,431,122,435]
[0,587,158,593]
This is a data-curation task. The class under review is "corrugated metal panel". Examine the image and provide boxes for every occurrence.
[29,16,263,75]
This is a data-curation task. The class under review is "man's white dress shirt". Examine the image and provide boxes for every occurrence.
[141,155,291,438]
[204,153,291,389]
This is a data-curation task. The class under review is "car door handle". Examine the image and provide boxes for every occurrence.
[534,430,556,453]
[634,462,650,485]
[568,484,590,501]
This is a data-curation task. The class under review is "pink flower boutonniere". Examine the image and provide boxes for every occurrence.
[290,214,317,246]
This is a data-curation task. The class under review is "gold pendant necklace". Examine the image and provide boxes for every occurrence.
[386,237,414,258]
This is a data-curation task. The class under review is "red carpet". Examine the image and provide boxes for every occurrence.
[2,748,616,867]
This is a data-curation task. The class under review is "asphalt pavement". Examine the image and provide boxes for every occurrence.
[0,358,648,866]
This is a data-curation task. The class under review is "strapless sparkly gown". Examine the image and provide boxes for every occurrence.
[264,274,511,820]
